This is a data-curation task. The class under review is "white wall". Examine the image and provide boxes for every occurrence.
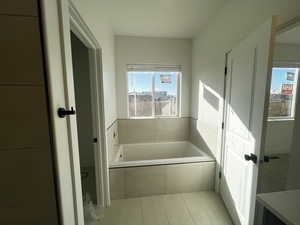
[115,35,192,118]
[274,43,300,62]
[71,0,117,129]
[191,0,300,161]
[264,120,294,155]
[288,90,300,189]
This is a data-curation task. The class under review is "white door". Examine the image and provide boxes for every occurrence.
[221,17,277,225]
[40,1,81,225]
[41,0,108,224]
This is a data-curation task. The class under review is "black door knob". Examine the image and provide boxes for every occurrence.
[57,107,76,118]
[244,153,258,164]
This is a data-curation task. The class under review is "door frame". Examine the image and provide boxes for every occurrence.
[40,1,109,225]
[218,50,232,191]
[277,15,300,34]
[68,0,109,208]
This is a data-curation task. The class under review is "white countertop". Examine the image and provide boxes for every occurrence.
[257,190,300,225]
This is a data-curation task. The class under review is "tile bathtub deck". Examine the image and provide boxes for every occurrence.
[97,192,233,225]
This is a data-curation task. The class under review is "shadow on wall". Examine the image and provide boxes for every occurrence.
[203,86,220,111]
[190,118,213,155]
[190,80,223,158]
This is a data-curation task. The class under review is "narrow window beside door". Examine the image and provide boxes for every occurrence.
[268,67,299,119]
[127,65,181,118]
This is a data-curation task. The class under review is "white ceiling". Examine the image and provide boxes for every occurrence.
[86,0,227,38]
[277,25,300,44]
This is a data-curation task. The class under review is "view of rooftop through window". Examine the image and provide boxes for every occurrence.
[128,71,179,118]
[269,67,299,118]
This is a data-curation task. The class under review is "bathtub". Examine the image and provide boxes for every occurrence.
[110,141,214,168]
[109,141,216,199]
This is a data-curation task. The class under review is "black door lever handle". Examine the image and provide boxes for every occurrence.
[58,107,76,118]
[244,153,258,164]
[263,155,280,163]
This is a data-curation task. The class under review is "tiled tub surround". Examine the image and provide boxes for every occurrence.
[106,120,119,164]
[118,118,190,144]
[110,141,212,168]
[109,141,215,199]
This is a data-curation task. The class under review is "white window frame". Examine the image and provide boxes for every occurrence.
[126,70,181,119]
[268,62,300,121]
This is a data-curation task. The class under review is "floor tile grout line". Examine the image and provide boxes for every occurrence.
[162,195,171,225]
[105,192,233,225]
[162,194,172,225]
[139,198,145,225]
[180,193,198,225]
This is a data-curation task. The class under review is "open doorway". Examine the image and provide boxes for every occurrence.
[68,22,108,223]
[259,66,299,193]
[70,32,98,208]
[258,21,300,194]
[254,18,300,225]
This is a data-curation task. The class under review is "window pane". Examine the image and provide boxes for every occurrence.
[269,68,298,118]
[154,72,178,116]
[128,72,153,117]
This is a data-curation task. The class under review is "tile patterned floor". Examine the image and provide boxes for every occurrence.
[95,191,233,225]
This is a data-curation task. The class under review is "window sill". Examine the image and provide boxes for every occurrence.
[267,117,295,122]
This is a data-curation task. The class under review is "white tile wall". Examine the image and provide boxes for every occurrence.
[125,166,166,198]
[106,120,120,163]
[166,162,215,194]
[109,162,215,200]
[189,117,217,158]
[118,118,190,144]
[109,168,125,199]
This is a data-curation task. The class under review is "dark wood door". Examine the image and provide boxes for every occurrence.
[0,1,60,224]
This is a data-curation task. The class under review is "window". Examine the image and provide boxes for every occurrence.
[127,66,180,118]
[268,67,299,119]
